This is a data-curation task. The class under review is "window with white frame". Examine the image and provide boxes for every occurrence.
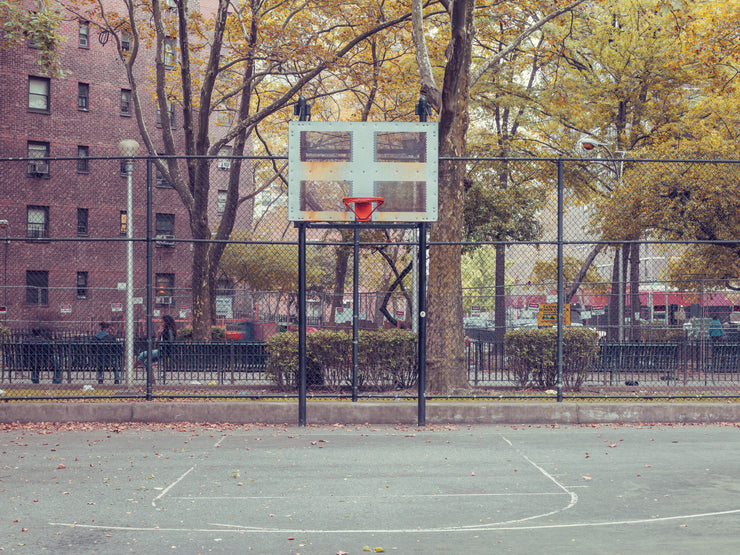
[78,21,89,48]
[28,76,50,112]
[121,30,132,52]
[163,37,177,68]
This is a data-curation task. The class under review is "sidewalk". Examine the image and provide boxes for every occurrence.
[2,400,739,425]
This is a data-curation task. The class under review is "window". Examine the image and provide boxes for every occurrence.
[121,30,132,52]
[217,189,227,215]
[163,37,177,68]
[78,21,89,48]
[77,208,88,235]
[27,206,49,239]
[77,145,89,173]
[28,76,50,112]
[120,211,127,236]
[155,213,175,246]
[155,273,175,305]
[217,146,232,170]
[76,271,88,299]
[156,103,176,129]
[26,270,49,305]
[78,82,89,110]
[121,89,132,116]
[155,161,171,187]
[27,142,49,177]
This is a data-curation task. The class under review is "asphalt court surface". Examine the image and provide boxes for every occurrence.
[2,422,739,554]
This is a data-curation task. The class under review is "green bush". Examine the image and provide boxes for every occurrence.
[0,324,9,340]
[265,329,418,392]
[505,327,599,391]
[634,322,685,342]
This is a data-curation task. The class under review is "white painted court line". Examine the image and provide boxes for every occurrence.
[151,435,227,508]
[49,507,740,534]
[152,465,196,508]
[48,432,740,535]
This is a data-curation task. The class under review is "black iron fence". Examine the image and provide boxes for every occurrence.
[2,155,740,400]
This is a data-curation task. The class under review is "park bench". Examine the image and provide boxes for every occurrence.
[595,343,679,383]
[157,341,267,384]
[1,339,124,384]
[709,342,740,373]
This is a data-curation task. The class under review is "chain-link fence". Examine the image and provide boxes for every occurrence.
[2,155,740,400]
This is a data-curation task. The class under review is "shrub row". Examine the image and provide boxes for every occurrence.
[266,329,418,392]
[504,327,599,391]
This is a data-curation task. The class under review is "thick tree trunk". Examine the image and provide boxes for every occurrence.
[425,0,475,393]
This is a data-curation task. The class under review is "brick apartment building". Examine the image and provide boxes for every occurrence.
[0,3,238,333]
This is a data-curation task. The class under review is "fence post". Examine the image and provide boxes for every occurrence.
[557,158,564,402]
[145,157,154,399]
[418,222,428,426]
[298,222,307,426]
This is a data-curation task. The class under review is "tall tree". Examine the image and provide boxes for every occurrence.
[411,0,586,391]
[76,0,413,339]
[531,0,697,339]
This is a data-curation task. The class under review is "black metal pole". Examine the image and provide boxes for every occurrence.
[298,222,307,426]
[418,222,428,426]
[556,158,564,402]
[352,224,359,402]
[146,157,154,400]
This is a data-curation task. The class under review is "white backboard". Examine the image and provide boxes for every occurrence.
[288,122,438,222]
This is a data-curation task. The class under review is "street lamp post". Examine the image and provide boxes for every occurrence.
[0,219,8,321]
[118,139,140,387]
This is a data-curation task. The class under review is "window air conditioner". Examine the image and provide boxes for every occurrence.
[29,161,49,176]
[217,159,231,170]
[155,234,175,247]
[155,295,173,305]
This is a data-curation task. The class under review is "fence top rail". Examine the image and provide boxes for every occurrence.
[4,155,740,164]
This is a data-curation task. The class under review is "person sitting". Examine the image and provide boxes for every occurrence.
[136,315,178,369]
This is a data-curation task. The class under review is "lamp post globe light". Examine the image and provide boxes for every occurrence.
[117,139,140,387]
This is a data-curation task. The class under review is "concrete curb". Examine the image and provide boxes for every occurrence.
[1,401,739,425]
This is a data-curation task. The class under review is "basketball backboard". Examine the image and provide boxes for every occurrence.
[288,122,438,222]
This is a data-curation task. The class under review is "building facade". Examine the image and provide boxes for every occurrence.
[0,7,195,333]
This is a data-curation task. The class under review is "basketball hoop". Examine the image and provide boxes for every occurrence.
[343,196,384,222]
